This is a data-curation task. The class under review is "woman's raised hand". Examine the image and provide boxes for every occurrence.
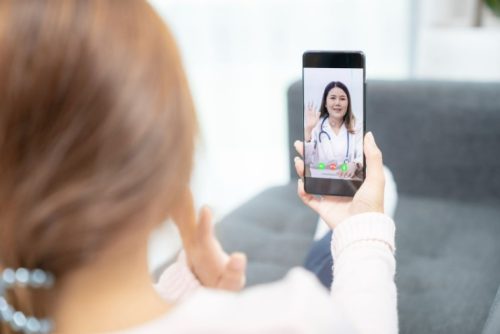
[293,132,385,229]
[171,191,247,291]
[305,101,320,141]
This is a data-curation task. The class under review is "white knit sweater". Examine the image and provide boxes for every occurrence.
[119,212,397,334]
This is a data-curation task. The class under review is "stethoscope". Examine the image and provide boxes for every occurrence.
[314,116,350,164]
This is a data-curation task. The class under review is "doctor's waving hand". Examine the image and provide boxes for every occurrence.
[304,81,363,179]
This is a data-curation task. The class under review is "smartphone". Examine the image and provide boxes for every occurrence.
[302,51,366,196]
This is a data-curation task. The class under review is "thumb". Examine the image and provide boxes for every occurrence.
[364,132,384,184]
[227,252,247,271]
[217,252,247,291]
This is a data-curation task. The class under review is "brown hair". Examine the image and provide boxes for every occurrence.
[0,0,196,328]
[318,81,356,133]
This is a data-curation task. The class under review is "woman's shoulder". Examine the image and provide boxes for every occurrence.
[122,268,353,333]
[187,268,334,316]
[174,268,351,332]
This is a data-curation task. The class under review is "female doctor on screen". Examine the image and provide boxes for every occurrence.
[304,81,363,179]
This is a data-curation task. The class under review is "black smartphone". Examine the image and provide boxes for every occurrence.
[302,51,366,196]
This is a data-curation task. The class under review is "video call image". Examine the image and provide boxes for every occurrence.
[303,67,364,181]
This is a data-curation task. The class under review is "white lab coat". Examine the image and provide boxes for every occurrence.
[304,118,363,167]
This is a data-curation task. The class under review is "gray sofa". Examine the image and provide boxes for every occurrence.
[216,80,500,334]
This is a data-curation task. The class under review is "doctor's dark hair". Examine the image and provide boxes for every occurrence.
[0,0,196,329]
[319,81,356,134]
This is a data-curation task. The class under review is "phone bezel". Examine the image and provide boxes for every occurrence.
[302,51,366,197]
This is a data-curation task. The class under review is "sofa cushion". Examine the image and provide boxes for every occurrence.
[366,81,500,202]
[216,183,500,333]
[482,283,500,334]
[216,182,317,286]
[395,194,500,334]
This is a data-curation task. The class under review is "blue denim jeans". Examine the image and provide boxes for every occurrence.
[304,230,333,289]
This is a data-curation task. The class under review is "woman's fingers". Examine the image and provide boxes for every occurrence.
[297,178,322,213]
[171,188,199,248]
[349,163,356,177]
[349,132,385,215]
[294,156,304,178]
[217,252,247,291]
[294,140,304,157]
[197,206,214,243]
[364,132,385,186]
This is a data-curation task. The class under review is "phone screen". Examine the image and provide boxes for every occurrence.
[303,52,365,196]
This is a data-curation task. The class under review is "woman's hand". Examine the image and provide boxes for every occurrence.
[171,192,246,291]
[293,132,385,229]
[337,161,359,178]
[305,101,320,141]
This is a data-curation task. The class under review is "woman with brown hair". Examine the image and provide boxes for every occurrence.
[0,1,397,333]
[304,81,363,179]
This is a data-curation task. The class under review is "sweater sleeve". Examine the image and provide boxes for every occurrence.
[153,251,201,304]
[330,212,398,334]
